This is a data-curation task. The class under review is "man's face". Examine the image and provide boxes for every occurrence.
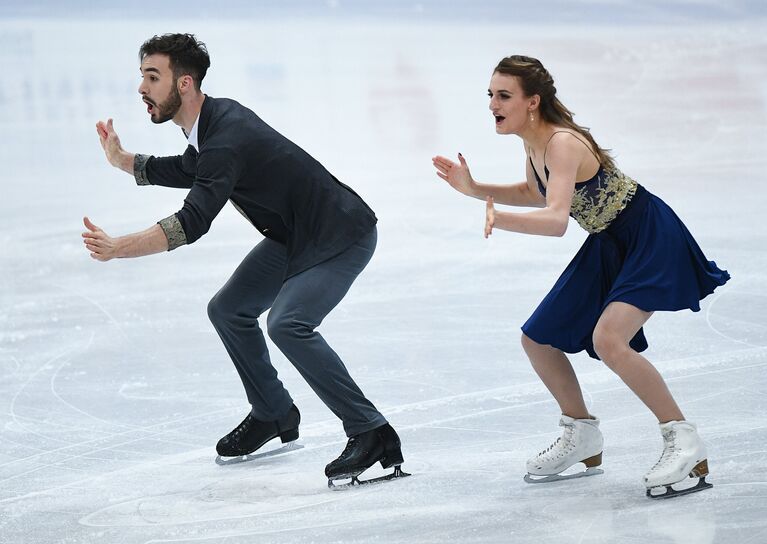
[138,54,182,124]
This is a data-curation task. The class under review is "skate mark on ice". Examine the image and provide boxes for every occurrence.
[2,402,237,468]
[117,381,199,402]
[9,328,122,446]
[705,288,764,349]
[51,282,131,344]
[352,373,456,395]
[425,424,527,436]
[2,411,121,437]
[708,481,767,496]
[80,473,384,528]
[8,347,85,447]
[0,409,345,505]
[682,385,747,407]
[139,515,385,543]
[663,351,767,385]
[742,529,767,544]
[49,333,147,433]
[5,354,21,374]
[0,406,236,492]
[576,512,601,544]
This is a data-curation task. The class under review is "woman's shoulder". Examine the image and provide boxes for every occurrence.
[545,130,585,156]
[548,128,587,146]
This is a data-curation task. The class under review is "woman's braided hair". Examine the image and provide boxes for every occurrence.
[495,55,614,170]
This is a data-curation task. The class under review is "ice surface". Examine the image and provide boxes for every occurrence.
[1,2,766,543]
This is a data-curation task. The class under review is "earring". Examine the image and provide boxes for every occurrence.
[529,112,535,123]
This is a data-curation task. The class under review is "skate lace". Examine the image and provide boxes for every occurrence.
[650,429,679,471]
[231,414,254,439]
[536,422,576,462]
[339,436,358,459]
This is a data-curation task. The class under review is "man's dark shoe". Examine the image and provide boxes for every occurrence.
[325,423,407,485]
[216,404,300,457]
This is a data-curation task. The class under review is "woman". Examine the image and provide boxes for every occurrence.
[432,55,728,498]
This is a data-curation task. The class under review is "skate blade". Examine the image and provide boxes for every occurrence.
[524,466,603,484]
[215,440,303,466]
[328,465,411,490]
[646,476,712,500]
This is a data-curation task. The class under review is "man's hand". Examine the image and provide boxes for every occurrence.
[96,119,133,173]
[82,217,120,261]
[81,217,170,260]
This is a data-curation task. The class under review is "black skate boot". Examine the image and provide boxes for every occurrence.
[325,423,409,488]
[216,404,300,458]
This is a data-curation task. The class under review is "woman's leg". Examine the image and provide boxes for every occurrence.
[521,334,590,419]
[592,301,684,422]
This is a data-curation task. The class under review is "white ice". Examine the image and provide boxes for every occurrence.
[1,3,766,543]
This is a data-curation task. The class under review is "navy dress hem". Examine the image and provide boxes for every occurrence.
[521,185,730,361]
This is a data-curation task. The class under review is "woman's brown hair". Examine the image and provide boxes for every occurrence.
[495,55,614,170]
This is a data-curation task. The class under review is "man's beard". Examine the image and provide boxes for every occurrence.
[151,84,182,124]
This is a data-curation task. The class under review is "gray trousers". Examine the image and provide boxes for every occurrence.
[207,227,386,437]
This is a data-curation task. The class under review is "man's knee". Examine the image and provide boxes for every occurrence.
[207,293,224,324]
[207,291,240,326]
[267,309,315,346]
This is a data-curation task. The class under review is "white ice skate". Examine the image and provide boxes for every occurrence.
[644,420,712,499]
[524,415,604,484]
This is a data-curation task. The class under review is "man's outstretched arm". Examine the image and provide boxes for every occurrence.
[98,117,196,188]
[82,217,170,261]
[96,119,134,174]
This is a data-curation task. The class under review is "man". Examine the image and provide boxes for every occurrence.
[84,33,406,486]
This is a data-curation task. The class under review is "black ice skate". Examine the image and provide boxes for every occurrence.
[325,423,410,489]
[215,404,300,463]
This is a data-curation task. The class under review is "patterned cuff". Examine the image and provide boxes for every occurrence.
[158,214,187,251]
[134,154,151,185]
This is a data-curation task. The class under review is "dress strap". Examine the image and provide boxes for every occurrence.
[542,130,601,173]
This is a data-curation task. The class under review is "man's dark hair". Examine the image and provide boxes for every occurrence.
[139,33,210,90]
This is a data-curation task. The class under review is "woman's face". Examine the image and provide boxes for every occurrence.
[488,72,535,135]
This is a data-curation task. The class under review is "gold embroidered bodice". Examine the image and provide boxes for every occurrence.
[569,167,638,233]
[532,160,638,234]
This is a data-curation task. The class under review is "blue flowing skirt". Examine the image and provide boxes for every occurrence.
[521,185,730,360]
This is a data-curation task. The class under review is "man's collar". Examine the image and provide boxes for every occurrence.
[186,113,200,152]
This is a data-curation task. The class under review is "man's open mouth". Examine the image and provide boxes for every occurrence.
[494,115,505,123]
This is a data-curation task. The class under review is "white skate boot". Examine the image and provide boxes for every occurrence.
[644,420,712,499]
[524,415,604,483]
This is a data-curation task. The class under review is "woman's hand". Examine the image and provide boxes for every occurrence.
[432,153,476,197]
[485,197,495,238]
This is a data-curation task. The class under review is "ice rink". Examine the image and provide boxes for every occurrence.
[2,1,766,543]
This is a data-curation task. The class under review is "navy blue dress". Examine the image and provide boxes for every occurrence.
[521,158,730,360]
